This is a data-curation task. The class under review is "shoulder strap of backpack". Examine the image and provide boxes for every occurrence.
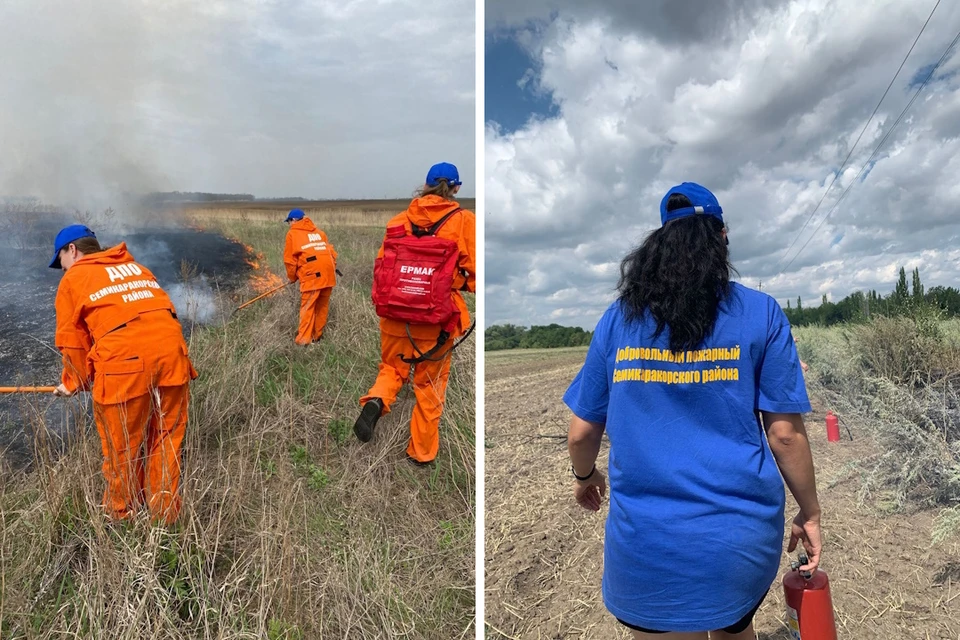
[410,207,462,238]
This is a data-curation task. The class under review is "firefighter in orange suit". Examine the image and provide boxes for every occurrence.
[354,163,476,464]
[283,209,338,345]
[49,224,197,525]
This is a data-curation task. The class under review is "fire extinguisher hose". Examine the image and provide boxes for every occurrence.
[836,412,854,441]
[401,321,476,364]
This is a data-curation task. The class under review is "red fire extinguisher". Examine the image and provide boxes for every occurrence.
[825,411,840,443]
[782,552,838,639]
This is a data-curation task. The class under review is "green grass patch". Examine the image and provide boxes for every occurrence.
[267,619,303,640]
[328,418,352,445]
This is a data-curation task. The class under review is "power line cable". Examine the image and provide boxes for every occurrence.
[778,25,960,275]
[771,0,942,275]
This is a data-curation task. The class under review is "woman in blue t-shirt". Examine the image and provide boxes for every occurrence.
[563,182,823,639]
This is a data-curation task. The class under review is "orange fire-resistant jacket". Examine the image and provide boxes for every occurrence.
[283,218,338,292]
[54,243,198,404]
[378,195,476,339]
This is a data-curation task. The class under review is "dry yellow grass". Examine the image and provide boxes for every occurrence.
[178,199,476,229]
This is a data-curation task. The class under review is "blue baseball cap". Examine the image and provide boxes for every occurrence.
[425,162,462,187]
[49,224,96,269]
[659,182,724,226]
[286,208,304,222]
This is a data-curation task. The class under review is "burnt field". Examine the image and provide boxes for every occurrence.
[0,211,255,468]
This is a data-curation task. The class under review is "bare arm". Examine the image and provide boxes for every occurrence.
[763,412,823,571]
[762,413,820,518]
[568,415,607,511]
[568,415,604,476]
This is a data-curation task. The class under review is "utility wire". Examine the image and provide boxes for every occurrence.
[772,0,942,276]
[779,25,960,275]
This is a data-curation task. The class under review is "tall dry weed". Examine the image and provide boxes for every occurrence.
[797,313,960,521]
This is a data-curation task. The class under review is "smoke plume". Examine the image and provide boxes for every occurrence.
[0,0,476,205]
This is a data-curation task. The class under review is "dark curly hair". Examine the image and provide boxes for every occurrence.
[617,193,738,353]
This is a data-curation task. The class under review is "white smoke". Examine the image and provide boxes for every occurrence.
[166,276,222,326]
[0,0,476,206]
[0,1,173,212]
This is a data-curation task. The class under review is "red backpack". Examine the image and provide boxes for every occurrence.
[372,208,462,336]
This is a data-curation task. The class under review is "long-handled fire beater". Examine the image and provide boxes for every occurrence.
[233,281,295,313]
[233,269,343,314]
[0,386,58,393]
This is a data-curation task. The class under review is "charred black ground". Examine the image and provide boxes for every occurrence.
[0,212,254,468]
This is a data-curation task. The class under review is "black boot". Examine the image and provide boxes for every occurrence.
[354,398,384,443]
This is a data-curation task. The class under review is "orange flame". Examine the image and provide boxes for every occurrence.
[242,243,285,293]
[251,270,284,292]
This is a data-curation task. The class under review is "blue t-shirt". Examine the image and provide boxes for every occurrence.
[563,283,810,632]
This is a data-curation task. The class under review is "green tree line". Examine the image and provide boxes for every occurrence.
[485,323,593,351]
[783,266,960,326]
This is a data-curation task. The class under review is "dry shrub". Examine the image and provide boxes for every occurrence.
[0,204,43,250]
[0,213,476,639]
[855,311,959,387]
[70,207,118,231]
[797,312,960,519]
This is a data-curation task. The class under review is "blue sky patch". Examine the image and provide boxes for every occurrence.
[486,31,558,133]
[908,52,960,90]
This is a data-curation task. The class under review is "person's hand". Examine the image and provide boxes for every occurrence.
[53,384,73,398]
[788,510,822,572]
[800,360,809,372]
[573,468,607,511]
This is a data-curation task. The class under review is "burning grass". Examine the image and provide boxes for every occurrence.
[0,204,476,639]
[239,242,285,294]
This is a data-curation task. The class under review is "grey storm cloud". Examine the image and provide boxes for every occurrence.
[486,0,791,44]
[0,0,475,211]
[486,0,960,330]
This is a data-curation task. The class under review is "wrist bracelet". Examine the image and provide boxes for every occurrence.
[572,464,595,481]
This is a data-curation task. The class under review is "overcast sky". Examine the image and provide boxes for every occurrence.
[0,0,475,207]
[485,0,960,329]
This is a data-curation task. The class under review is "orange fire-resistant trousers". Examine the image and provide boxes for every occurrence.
[296,287,333,345]
[360,333,453,462]
[93,384,189,525]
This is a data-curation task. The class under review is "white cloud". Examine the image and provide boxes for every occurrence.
[486,0,960,329]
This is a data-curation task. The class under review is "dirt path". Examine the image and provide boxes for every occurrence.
[484,348,960,639]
